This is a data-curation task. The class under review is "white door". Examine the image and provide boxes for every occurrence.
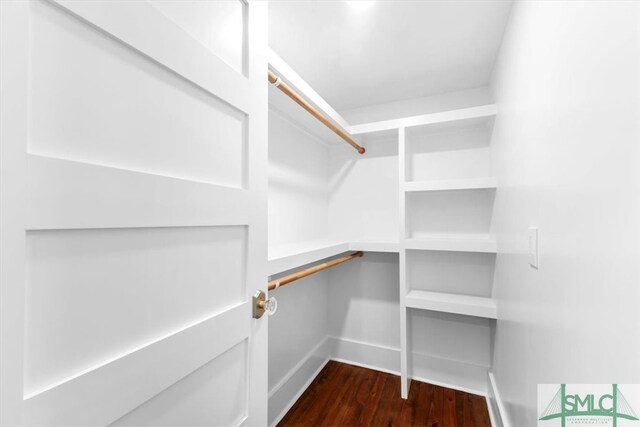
[0,1,268,426]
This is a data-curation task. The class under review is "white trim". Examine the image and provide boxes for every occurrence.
[487,395,500,427]
[329,358,400,377]
[411,373,486,397]
[487,372,510,427]
[0,2,28,424]
[398,127,410,398]
[268,337,331,427]
[267,337,329,399]
[327,358,487,397]
[268,359,329,427]
[328,336,489,396]
[330,335,400,353]
[268,48,351,131]
[266,336,491,424]
[328,336,400,374]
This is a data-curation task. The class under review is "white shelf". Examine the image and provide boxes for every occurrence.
[268,240,349,275]
[350,104,497,135]
[268,239,399,275]
[405,236,497,253]
[405,290,497,319]
[404,177,497,193]
[349,240,400,253]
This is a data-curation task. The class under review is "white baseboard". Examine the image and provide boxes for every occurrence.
[487,371,510,427]
[328,336,488,396]
[268,338,331,427]
[328,336,400,374]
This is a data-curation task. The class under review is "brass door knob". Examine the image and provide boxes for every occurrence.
[253,290,278,318]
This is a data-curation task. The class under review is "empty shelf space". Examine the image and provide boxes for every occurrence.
[404,177,497,193]
[269,240,350,275]
[405,236,497,253]
[405,290,497,319]
[349,240,400,253]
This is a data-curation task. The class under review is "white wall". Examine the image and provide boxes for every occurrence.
[328,133,399,243]
[329,252,400,349]
[268,110,329,247]
[490,2,640,425]
[405,122,492,182]
[267,272,329,426]
[267,110,331,425]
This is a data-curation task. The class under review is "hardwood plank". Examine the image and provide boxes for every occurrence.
[370,375,402,427]
[333,364,377,425]
[469,394,492,427]
[277,361,490,427]
[443,388,457,427]
[413,382,429,426]
[428,383,444,426]
[278,361,340,425]
[322,364,364,426]
[312,362,358,426]
[398,380,418,426]
[455,390,466,426]
[464,394,474,427]
[356,368,386,426]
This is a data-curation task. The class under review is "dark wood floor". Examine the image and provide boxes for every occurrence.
[278,361,491,427]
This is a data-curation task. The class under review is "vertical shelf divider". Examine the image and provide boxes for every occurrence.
[398,126,410,399]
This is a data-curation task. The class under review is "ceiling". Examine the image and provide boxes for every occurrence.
[269,0,513,113]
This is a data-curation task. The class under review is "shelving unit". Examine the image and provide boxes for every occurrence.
[269,239,401,276]
[268,240,349,276]
[266,51,501,421]
[350,104,497,135]
[405,290,497,319]
[268,98,500,404]
[404,177,497,193]
[348,240,400,253]
[405,236,497,253]
[396,104,498,398]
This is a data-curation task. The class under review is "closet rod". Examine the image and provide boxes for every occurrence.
[268,251,364,291]
[268,70,365,154]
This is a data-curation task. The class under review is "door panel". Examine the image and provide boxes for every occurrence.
[24,304,250,426]
[0,0,268,425]
[26,155,252,230]
[148,0,246,75]
[55,0,251,110]
[24,225,246,396]
[111,340,249,427]
[30,0,247,187]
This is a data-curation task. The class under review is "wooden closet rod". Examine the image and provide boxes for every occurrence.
[268,70,365,154]
[268,251,364,291]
